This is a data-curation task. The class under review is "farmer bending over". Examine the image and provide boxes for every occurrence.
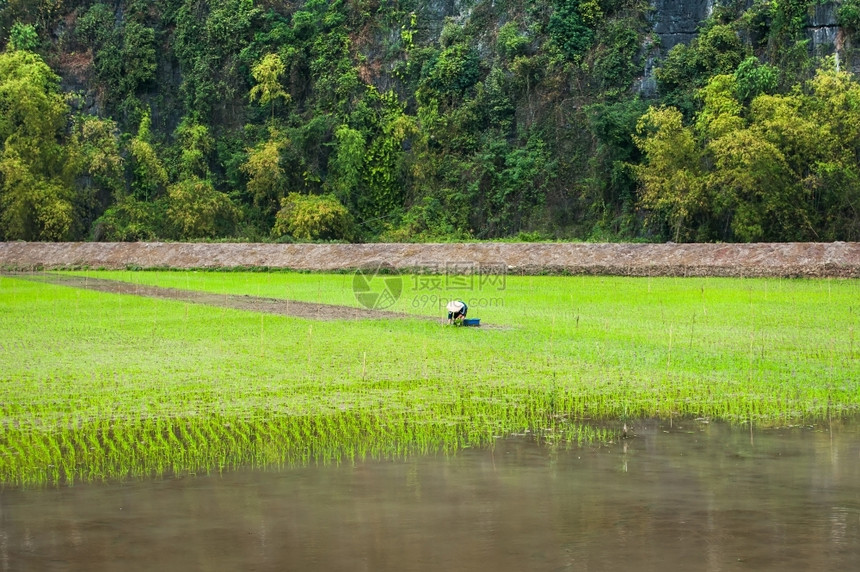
[446,300,468,325]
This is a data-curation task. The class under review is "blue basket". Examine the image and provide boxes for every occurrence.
[463,318,481,327]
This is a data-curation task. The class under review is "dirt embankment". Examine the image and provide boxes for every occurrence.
[1,241,859,277]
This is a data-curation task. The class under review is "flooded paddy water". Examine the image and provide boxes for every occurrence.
[1,420,858,571]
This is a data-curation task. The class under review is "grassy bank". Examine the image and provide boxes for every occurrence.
[1,271,857,486]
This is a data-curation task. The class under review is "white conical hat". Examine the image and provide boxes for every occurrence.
[446,300,464,312]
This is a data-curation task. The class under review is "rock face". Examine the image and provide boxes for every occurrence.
[417,0,477,38]
[650,0,843,54]
[644,0,850,84]
[808,2,842,59]
[651,0,716,51]
[418,1,847,90]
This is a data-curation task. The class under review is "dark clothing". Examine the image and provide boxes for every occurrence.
[448,302,468,320]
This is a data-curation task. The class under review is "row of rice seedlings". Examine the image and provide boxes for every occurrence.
[0,367,855,487]
[3,358,854,426]
[9,367,849,488]
[3,349,853,423]
[0,396,619,487]
[2,272,858,485]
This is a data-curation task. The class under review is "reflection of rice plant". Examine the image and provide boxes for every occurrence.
[1,270,858,486]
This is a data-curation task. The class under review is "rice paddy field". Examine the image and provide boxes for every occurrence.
[1,270,858,487]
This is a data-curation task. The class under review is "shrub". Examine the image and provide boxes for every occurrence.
[166,177,240,239]
[273,192,354,241]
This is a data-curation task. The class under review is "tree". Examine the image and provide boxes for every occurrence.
[423,43,481,101]
[750,93,824,178]
[175,119,214,179]
[242,128,288,214]
[635,68,860,242]
[68,114,124,231]
[75,2,156,119]
[0,49,66,156]
[95,112,167,241]
[706,129,805,241]
[128,113,168,202]
[734,57,778,104]
[838,0,860,33]
[695,74,745,140]
[249,53,289,121]
[547,0,595,61]
[327,124,365,204]
[633,106,707,241]
[8,22,38,51]
[358,89,416,226]
[0,49,78,240]
[584,99,649,238]
[166,177,240,239]
[94,196,166,241]
[655,24,746,115]
[273,192,354,240]
[0,150,76,240]
[802,68,860,154]
[473,133,555,236]
[791,69,860,239]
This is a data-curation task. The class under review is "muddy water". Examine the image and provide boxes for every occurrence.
[2,421,859,571]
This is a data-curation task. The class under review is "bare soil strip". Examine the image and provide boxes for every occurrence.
[5,272,435,322]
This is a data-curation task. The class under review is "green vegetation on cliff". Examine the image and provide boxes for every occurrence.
[0,0,858,242]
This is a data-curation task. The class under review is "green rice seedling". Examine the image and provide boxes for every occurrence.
[0,271,857,486]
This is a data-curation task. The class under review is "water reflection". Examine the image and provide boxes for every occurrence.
[1,421,859,571]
